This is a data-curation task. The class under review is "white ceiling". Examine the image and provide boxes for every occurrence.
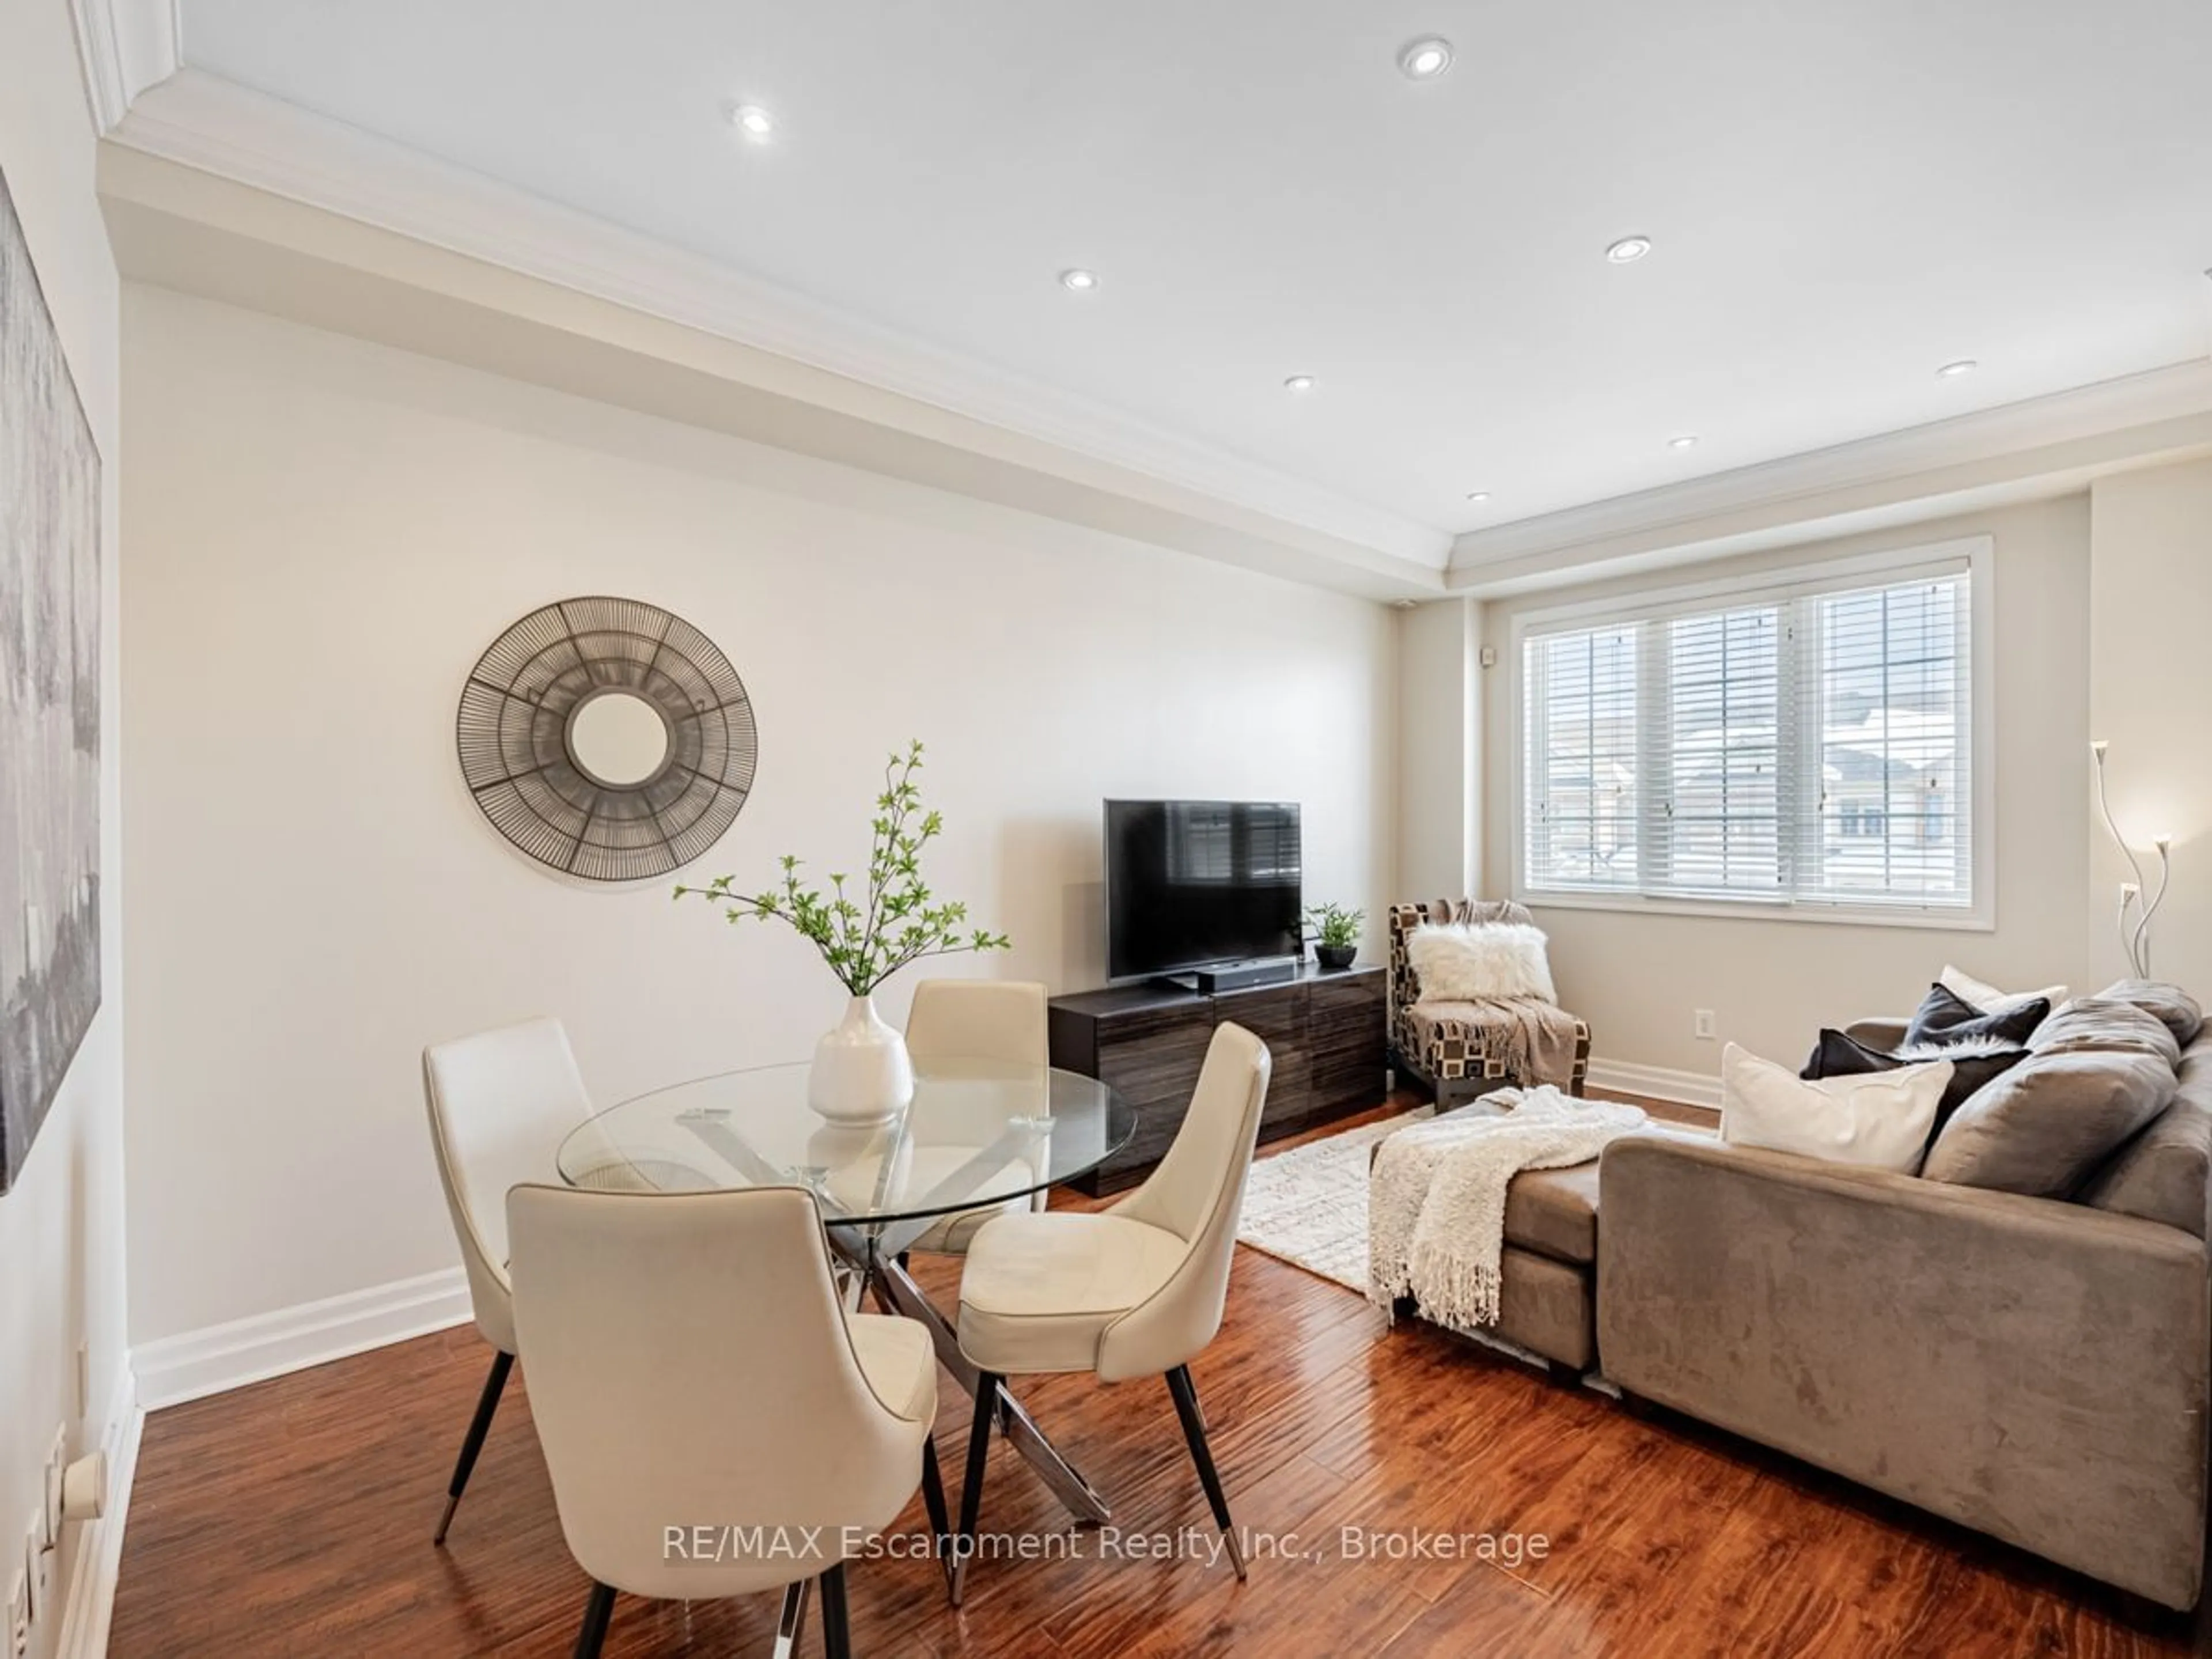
[174,0,2212,548]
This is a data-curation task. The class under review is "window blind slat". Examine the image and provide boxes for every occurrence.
[1522,568,1973,911]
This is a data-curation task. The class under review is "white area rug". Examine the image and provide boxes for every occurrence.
[1234,1109,1430,1292]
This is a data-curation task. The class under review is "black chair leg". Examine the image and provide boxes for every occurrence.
[434,1349,513,1544]
[919,1433,953,1559]
[772,1578,810,1658]
[1165,1365,1245,1581]
[950,1373,999,1606]
[571,1580,616,1659]
[819,1562,853,1659]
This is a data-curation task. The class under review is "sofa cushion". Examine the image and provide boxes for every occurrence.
[1922,1048,2180,1197]
[2094,980,2206,1048]
[1904,981,2050,1050]
[1503,1161,1600,1266]
[2027,998,2183,1065]
[2078,1048,2212,1238]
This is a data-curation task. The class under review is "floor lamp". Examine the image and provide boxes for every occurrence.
[2091,740,2172,978]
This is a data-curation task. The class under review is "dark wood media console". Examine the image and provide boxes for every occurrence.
[1049,963,1387,1194]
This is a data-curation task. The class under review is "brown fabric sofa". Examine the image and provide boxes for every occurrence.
[1597,1010,2212,1610]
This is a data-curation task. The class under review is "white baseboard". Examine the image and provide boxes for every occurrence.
[1585,1056,1723,1112]
[56,1363,143,1659]
[133,1268,472,1411]
[49,1273,468,1653]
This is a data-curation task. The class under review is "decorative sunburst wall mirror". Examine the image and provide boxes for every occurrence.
[457,596,758,881]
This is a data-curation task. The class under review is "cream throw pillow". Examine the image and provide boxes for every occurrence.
[1406,922,1556,1005]
[1940,964,2068,1016]
[1721,1043,1952,1174]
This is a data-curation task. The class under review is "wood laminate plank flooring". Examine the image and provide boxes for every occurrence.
[108,1094,2205,1657]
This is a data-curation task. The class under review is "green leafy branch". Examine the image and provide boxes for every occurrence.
[675,740,1012,997]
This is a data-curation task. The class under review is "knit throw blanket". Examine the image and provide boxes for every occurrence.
[1367,1088,1647,1331]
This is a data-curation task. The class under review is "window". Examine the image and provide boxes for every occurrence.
[1517,546,1985,921]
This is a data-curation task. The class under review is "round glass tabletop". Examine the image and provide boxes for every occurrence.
[556,1059,1137,1227]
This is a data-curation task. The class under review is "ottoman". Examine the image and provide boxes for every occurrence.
[1369,1128,1604,1376]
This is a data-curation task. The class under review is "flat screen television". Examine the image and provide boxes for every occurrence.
[1105,800,1302,980]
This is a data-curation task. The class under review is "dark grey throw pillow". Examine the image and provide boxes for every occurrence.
[1801,1027,2029,1132]
[1903,982,2050,1050]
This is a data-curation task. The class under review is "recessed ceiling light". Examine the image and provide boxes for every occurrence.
[1397,37,1454,79]
[1059,268,1099,293]
[1605,236,1653,264]
[1465,490,1491,503]
[1283,374,1317,393]
[1937,358,1978,379]
[732,104,775,141]
[1668,434,1699,450]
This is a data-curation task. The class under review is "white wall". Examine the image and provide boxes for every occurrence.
[2088,457,2212,994]
[119,285,1397,1344]
[1479,497,2094,1082]
[0,0,130,1651]
[1395,596,1482,899]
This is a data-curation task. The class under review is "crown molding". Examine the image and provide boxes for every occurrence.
[66,0,177,134]
[109,67,1451,572]
[1449,357,2212,593]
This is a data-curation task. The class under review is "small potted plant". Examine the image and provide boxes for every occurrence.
[1304,902,1363,972]
[676,740,1011,1123]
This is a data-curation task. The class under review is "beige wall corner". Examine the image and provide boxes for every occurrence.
[1,0,134,1654]
[1395,598,1483,902]
[2088,458,2212,995]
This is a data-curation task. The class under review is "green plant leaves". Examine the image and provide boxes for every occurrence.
[671,738,1013,994]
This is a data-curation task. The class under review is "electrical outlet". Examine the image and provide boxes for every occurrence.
[1694,1009,1718,1040]
[18,1517,39,1631]
[43,1427,66,1546]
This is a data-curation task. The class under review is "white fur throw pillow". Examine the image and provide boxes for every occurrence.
[1940,964,2067,1016]
[1722,1043,1952,1174]
[1407,922,1556,1005]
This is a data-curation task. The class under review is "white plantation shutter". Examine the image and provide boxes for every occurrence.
[1523,624,1640,891]
[1521,560,1975,914]
[1797,574,1972,906]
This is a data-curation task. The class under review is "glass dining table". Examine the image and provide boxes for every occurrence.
[556,1056,1138,1524]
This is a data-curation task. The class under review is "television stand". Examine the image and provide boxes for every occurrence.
[1049,961,1387,1193]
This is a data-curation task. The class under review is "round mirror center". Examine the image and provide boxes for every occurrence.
[566,690,671,788]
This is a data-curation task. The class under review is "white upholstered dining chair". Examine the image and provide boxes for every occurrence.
[421,1016,594,1545]
[506,1183,949,1659]
[900,979,1051,1256]
[949,1021,1271,1601]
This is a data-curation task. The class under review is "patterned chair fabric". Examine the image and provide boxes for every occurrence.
[1386,899,1592,1105]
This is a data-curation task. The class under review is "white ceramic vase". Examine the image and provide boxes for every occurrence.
[808,994,915,1126]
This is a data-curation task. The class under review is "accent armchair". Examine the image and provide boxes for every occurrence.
[1385,899,1591,1110]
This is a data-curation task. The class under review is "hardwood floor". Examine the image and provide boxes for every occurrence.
[109,1097,2205,1658]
